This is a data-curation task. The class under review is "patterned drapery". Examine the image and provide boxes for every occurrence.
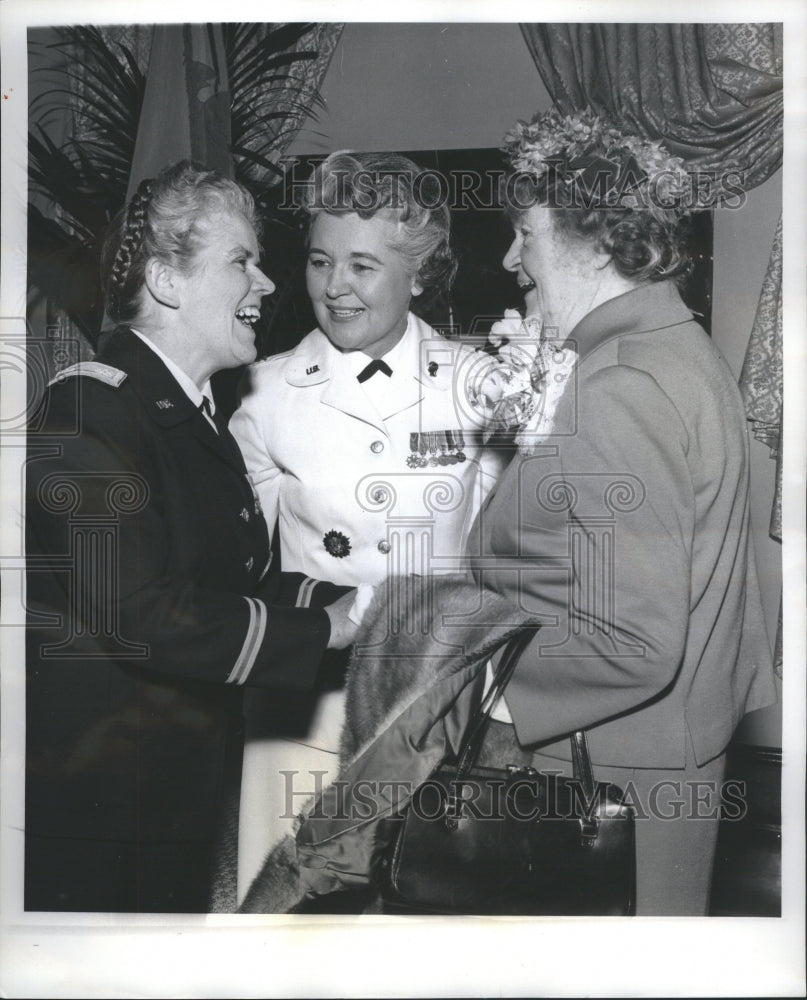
[244,23,343,165]
[740,216,783,526]
[520,23,783,191]
[739,217,783,676]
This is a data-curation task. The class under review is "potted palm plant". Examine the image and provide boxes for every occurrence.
[28,23,327,358]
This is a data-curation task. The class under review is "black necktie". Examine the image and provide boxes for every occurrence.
[200,396,244,466]
[199,396,221,433]
[357,358,393,384]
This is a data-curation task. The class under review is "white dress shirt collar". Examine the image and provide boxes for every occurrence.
[130,328,216,419]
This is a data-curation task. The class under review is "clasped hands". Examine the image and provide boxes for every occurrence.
[325,583,375,649]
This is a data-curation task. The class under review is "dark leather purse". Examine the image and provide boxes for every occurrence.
[376,630,636,915]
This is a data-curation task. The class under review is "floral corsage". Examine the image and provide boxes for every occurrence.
[470,310,577,455]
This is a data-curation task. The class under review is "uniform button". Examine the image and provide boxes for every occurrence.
[377,540,391,554]
[370,440,384,454]
[240,507,250,521]
[372,487,388,503]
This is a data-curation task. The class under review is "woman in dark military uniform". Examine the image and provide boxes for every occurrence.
[25,161,360,913]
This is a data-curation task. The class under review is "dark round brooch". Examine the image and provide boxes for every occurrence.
[323,530,351,558]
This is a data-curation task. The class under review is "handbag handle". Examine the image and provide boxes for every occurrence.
[447,628,599,840]
[453,628,537,780]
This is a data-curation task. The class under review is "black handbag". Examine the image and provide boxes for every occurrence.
[376,630,636,915]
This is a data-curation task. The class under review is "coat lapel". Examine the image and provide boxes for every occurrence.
[376,372,424,422]
[569,281,695,361]
[99,328,246,474]
[286,329,389,433]
[320,363,390,432]
[191,411,248,474]
[376,313,447,421]
[281,316,462,430]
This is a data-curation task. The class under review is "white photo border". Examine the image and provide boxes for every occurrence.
[1,1,804,997]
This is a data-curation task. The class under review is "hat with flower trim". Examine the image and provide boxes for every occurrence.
[503,108,694,218]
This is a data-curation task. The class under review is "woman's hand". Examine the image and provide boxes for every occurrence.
[325,591,359,648]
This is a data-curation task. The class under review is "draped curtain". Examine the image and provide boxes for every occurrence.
[739,218,783,674]
[520,22,784,674]
[520,23,782,189]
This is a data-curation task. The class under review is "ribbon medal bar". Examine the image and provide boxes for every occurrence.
[406,430,467,468]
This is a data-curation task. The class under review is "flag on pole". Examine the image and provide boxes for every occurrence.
[126,23,232,199]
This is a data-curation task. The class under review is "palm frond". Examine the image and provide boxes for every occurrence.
[28,26,145,342]
[225,22,313,76]
[262,23,318,54]
[230,47,317,94]
[230,144,286,179]
[28,206,105,341]
[28,130,107,238]
[228,30,327,193]
[29,22,328,341]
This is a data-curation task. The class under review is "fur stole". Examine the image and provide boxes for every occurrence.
[239,574,539,913]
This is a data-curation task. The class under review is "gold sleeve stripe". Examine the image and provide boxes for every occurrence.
[295,577,317,608]
[227,597,267,684]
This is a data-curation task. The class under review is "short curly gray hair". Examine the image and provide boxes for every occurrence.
[300,150,457,298]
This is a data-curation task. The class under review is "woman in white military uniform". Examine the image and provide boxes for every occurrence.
[230,152,505,902]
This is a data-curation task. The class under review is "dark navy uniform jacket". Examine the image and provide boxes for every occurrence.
[25,328,348,911]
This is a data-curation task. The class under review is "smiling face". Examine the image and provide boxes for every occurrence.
[502,204,600,337]
[306,212,421,359]
[502,205,562,316]
[175,209,274,379]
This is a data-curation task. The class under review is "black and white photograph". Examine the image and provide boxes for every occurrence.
[1,1,804,996]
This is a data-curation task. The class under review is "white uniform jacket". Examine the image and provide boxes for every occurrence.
[229,314,506,899]
[231,312,505,586]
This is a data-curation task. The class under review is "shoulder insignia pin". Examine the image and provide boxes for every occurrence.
[154,399,174,409]
[306,364,320,375]
[48,361,128,388]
